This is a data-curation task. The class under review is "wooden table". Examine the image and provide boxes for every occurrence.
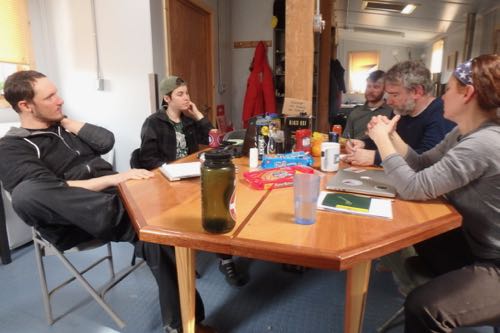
[119,156,461,333]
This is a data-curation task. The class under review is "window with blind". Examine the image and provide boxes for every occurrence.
[348,51,380,93]
[430,39,444,74]
[0,0,33,108]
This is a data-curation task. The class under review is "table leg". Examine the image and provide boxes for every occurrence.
[175,246,196,333]
[344,260,372,333]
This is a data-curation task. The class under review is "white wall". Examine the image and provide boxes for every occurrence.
[441,26,466,83]
[216,0,233,124]
[4,0,271,169]
[475,8,499,56]
[3,0,237,171]
[422,7,499,84]
[150,0,167,85]
[337,39,424,103]
[230,0,273,129]
[26,0,155,171]
[201,0,233,127]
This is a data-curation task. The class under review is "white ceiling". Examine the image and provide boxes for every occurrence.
[333,0,499,47]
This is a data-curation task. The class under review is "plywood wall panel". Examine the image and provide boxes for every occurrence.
[285,0,314,111]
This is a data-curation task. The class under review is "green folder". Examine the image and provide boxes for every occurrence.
[321,193,371,213]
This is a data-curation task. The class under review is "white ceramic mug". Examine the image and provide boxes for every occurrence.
[320,142,340,172]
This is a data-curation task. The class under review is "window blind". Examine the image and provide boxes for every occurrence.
[348,51,380,93]
[0,0,31,65]
[430,40,444,74]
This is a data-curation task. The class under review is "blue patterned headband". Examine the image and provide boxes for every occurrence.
[453,59,473,85]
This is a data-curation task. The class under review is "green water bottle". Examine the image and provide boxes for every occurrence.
[201,151,236,233]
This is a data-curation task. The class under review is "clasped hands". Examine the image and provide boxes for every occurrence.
[366,114,400,142]
[343,115,400,165]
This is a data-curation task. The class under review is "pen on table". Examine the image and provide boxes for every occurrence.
[346,132,354,150]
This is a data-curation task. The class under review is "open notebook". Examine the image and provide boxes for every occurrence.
[317,191,393,219]
[159,162,201,181]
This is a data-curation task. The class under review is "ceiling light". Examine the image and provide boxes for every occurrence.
[401,4,417,14]
[362,1,417,15]
[362,1,406,13]
[353,27,405,38]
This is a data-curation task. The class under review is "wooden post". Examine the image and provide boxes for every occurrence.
[317,0,333,132]
[285,0,315,112]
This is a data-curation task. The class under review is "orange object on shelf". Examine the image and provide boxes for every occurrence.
[331,124,342,136]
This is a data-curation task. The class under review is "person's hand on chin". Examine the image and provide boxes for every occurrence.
[182,101,204,121]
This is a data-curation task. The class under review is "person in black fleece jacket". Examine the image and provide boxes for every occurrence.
[135,76,247,287]
[0,70,214,333]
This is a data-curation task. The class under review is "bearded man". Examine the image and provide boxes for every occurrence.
[343,70,392,140]
[345,60,455,166]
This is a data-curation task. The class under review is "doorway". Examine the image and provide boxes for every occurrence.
[165,0,214,123]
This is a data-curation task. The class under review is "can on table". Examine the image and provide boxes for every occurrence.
[328,132,339,143]
[209,129,220,148]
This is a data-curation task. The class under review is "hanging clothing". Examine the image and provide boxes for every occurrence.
[328,59,346,125]
[242,41,276,128]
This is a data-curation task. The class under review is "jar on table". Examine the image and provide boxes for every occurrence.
[201,151,236,233]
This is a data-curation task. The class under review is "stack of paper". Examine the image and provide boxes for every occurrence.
[317,191,393,219]
[159,162,201,181]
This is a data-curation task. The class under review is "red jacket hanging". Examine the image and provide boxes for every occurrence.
[242,41,276,128]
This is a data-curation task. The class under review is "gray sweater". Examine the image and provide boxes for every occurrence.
[382,121,500,261]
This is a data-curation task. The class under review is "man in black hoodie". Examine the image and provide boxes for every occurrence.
[0,70,214,333]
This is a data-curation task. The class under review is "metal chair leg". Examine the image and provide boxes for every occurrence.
[106,243,116,279]
[33,230,54,325]
[32,229,142,329]
[51,246,126,328]
[376,306,404,333]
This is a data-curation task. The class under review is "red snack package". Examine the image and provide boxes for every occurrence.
[243,165,315,190]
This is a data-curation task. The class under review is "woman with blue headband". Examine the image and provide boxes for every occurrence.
[367,53,500,332]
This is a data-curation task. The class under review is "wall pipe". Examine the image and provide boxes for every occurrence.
[90,0,103,82]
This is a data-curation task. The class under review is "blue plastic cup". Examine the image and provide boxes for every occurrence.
[293,173,321,225]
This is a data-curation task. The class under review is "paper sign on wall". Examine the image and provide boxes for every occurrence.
[282,97,312,116]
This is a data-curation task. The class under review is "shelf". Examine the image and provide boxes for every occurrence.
[273,12,318,117]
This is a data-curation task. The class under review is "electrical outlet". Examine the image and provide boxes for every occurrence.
[313,14,325,33]
[96,78,104,91]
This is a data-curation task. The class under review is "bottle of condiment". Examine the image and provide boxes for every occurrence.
[332,124,342,136]
[330,124,343,143]
[201,151,236,233]
[294,129,312,153]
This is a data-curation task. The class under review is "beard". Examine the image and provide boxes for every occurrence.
[32,109,65,125]
[365,91,384,104]
[393,98,416,116]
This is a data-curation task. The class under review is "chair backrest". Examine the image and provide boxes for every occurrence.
[0,122,20,137]
[223,129,247,142]
[101,148,115,169]
[129,148,141,168]
[0,122,33,251]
